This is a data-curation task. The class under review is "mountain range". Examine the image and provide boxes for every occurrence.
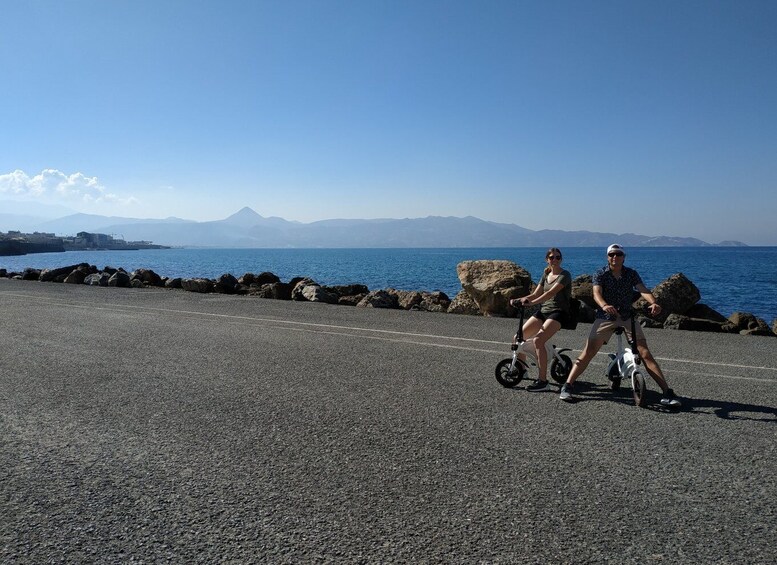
[0,201,746,248]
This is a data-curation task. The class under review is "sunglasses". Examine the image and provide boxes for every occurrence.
[608,252,624,257]
[547,255,562,260]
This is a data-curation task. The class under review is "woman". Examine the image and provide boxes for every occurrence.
[508,247,573,391]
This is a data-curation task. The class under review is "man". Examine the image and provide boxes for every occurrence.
[559,244,681,407]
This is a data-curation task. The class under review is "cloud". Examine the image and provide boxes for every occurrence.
[0,169,137,205]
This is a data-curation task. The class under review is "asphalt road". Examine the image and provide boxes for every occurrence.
[1,278,775,564]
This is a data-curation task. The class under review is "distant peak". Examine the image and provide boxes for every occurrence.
[222,207,266,226]
[228,206,262,218]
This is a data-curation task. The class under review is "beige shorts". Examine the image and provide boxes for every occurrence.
[589,317,645,344]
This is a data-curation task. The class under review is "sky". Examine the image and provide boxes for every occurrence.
[1,0,776,245]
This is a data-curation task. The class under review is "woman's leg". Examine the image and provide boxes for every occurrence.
[532,319,562,381]
[517,316,544,364]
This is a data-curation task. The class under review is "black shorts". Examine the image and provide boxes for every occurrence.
[532,310,568,325]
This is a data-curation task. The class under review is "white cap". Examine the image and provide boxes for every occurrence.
[607,244,625,255]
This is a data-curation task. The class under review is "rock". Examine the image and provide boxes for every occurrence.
[255,272,282,285]
[325,284,370,297]
[725,312,773,336]
[182,278,214,293]
[0,269,6,277]
[684,303,728,323]
[571,275,595,310]
[131,268,164,287]
[108,270,131,288]
[238,273,256,285]
[165,277,183,289]
[357,290,400,309]
[39,264,89,282]
[63,269,87,284]
[338,293,368,306]
[22,268,41,281]
[387,289,423,310]
[130,278,144,288]
[634,272,700,323]
[301,284,339,304]
[456,260,532,317]
[447,290,481,315]
[250,282,292,300]
[291,278,318,301]
[214,273,239,294]
[773,319,777,336]
[418,291,451,313]
[85,273,111,286]
[663,313,725,332]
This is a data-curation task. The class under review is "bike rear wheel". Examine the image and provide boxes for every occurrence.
[495,358,527,388]
[631,370,647,407]
[550,354,572,384]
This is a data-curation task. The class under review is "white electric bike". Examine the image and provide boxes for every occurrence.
[605,313,648,407]
[495,305,573,388]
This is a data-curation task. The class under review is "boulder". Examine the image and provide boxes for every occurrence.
[214,273,239,294]
[724,312,774,336]
[250,282,292,300]
[684,303,728,323]
[357,290,400,309]
[773,319,777,336]
[165,277,183,289]
[108,270,131,288]
[182,278,214,293]
[571,275,596,310]
[456,260,532,317]
[85,272,111,286]
[291,278,319,301]
[338,293,368,306]
[0,269,6,277]
[325,284,370,298]
[447,290,481,316]
[301,284,339,304]
[39,264,88,282]
[387,289,423,310]
[131,268,164,287]
[63,269,87,284]
[634,272,700,323]
[255,272,282,285]
[22,268,41,281]
[663,313,725,333]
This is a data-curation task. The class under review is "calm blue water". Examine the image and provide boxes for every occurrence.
[2,247,776,322]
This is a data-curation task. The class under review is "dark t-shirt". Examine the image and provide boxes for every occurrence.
[592,265,644,320]
[540,269,572,314]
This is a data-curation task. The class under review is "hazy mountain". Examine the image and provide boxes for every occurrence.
[0,205,744,247]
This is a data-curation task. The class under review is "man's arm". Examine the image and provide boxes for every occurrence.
[594,285,619,318]
[636,282,662,317]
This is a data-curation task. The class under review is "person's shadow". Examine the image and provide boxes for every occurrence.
[570,382,777,422]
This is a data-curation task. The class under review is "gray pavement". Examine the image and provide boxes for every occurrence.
[1,278,775,564]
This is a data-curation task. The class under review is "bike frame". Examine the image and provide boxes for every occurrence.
[605,312,648,406]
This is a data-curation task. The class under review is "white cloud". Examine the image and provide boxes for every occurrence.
[0,169,137,206]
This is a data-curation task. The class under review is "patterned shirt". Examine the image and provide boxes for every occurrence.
[592,265,644,320]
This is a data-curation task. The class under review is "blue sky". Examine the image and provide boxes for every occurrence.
[1,0,776,244]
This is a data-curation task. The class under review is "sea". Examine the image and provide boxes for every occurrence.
[2,247,776,322]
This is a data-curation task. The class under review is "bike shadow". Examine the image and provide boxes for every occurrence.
[571,382,777,422]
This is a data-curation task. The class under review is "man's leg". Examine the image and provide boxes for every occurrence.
[559,334,606,401]
[636,341,682,407]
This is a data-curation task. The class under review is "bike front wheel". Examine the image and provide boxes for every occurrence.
[495,358,527,388]
[550,354,572,384]
[631,370,647,407]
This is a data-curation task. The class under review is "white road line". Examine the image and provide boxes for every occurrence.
[5,292,777,377]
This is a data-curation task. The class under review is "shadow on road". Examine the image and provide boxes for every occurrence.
[570,381,777,422]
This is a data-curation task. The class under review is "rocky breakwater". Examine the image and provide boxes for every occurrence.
[1,260,774,337]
